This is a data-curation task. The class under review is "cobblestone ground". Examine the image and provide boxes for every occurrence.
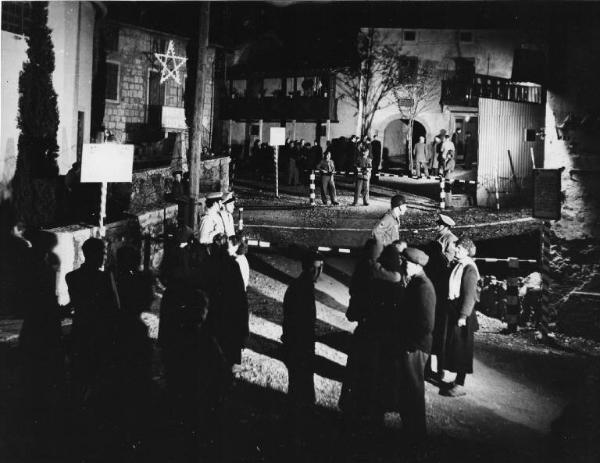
[1,251,598,463]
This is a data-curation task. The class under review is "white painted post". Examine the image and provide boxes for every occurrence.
[99,181,108,237]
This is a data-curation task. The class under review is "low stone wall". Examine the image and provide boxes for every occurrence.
[51,204,178,305]
[198,156,230,192]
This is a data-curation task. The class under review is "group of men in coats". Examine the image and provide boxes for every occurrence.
[281,194,479,448]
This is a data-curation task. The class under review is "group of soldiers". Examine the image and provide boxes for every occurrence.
[281,194,480,447]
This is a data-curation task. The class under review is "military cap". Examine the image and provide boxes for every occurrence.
[437,214,455,227]
[391,194,407,208]
[222,192,236,204]
[207,191,223,200]
[403,247,429,267]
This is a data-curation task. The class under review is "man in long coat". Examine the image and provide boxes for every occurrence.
[372,194,408,247]
[424,214,458,381]
[281,251,324,444]
[397,248,436,441]
[66,238,119,403]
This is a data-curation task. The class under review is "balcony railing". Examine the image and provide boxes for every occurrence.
[220,95,337,122]
[441,74,544,107]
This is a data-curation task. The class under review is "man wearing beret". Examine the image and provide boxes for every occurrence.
[398,247,436,442]
[219,192,236,238]
[372,195,408,248]
[199,192,225,244]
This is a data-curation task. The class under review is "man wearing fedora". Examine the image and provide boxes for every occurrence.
[372,195,408,248]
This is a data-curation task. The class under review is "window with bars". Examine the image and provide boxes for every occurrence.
[1,1,32,36]
[105,62,120,102]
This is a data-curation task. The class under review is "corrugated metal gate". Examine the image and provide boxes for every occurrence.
[477,98,545,207]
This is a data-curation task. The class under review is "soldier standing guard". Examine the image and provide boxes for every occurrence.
[371,194,408,248]
[353,147,372,206]
[316,151,339,205]
[199,192,225,245]
[219,192,236,238]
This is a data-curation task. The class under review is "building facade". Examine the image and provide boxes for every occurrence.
[1,1,102,195]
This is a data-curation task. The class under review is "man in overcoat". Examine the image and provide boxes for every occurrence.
[398,248,436,441]
[281,251,324,445]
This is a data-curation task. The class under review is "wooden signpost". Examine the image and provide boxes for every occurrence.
[81,143,134,237]
[270,127,286,198]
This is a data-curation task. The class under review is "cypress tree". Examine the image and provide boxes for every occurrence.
[12,2,60,225]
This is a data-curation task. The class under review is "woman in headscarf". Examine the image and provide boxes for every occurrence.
[441,236,480,397]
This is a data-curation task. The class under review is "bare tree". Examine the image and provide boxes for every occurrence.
[382,49,440,172]
[336,29,395,138]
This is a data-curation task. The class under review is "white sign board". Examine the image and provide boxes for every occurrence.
[162,106,187,130]
[270,127,286,146]
[81,144,134,183]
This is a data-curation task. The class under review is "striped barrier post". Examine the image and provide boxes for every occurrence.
[505,257,521,333]
[439,176,446,209]
[309,170,316,206]
[538,221,552,340]
[238,207,244,232]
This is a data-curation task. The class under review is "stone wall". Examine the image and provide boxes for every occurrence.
[102,22,189,143]
[51,204,178,306]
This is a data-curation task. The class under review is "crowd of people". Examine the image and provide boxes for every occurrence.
[7,189,480,459]
[282,195,481,449]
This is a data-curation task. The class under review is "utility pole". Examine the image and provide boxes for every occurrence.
[189,1,210,231]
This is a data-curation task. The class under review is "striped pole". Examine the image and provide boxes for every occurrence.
[494,167,501,211]
[505,256,520,333]
[238,207,244,231]
[274,145,279,198]
[99,181,108,237]
[538,221,552,340]
[309,170,316,206]
[439,176,446,209]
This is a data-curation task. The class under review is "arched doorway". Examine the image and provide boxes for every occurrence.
[383,119,426,168]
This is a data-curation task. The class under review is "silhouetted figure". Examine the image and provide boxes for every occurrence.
[371,134,382,177]
[19,230,67,457]
[203,233,249,367]
[0,220,33,317]
[65,238,119,406]
[161,288,231,461]
[281,251,324,448]
[114,246,154,449]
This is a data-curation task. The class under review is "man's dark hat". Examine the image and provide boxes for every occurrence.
[403,247,429,266]
[391,194,407,208]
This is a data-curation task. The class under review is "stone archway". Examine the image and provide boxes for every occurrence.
[380,118,428,168]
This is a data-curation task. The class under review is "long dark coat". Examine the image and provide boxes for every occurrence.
[282,275,317,406]
[203,253,249,366]
[339,278,405,415]
[443,264,479,374]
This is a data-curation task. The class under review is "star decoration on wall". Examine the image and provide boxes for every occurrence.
[154,40,187,85]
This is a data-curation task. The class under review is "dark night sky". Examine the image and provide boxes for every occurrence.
[105,1,600,73]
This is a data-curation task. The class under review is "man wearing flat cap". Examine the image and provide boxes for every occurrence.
[399,247,436,441]
[219,192,236,238]
[199,192,225,244]
[424,214,458,381]
[371,195,408,248]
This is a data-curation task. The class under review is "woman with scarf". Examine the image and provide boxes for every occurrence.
[441,236,480,397]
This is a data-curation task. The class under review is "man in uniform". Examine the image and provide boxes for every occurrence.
[425,214,458,382]
[371,194,408,247]
[219,192,236,238]
[199,192,225,245]
[353,146,372,206]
